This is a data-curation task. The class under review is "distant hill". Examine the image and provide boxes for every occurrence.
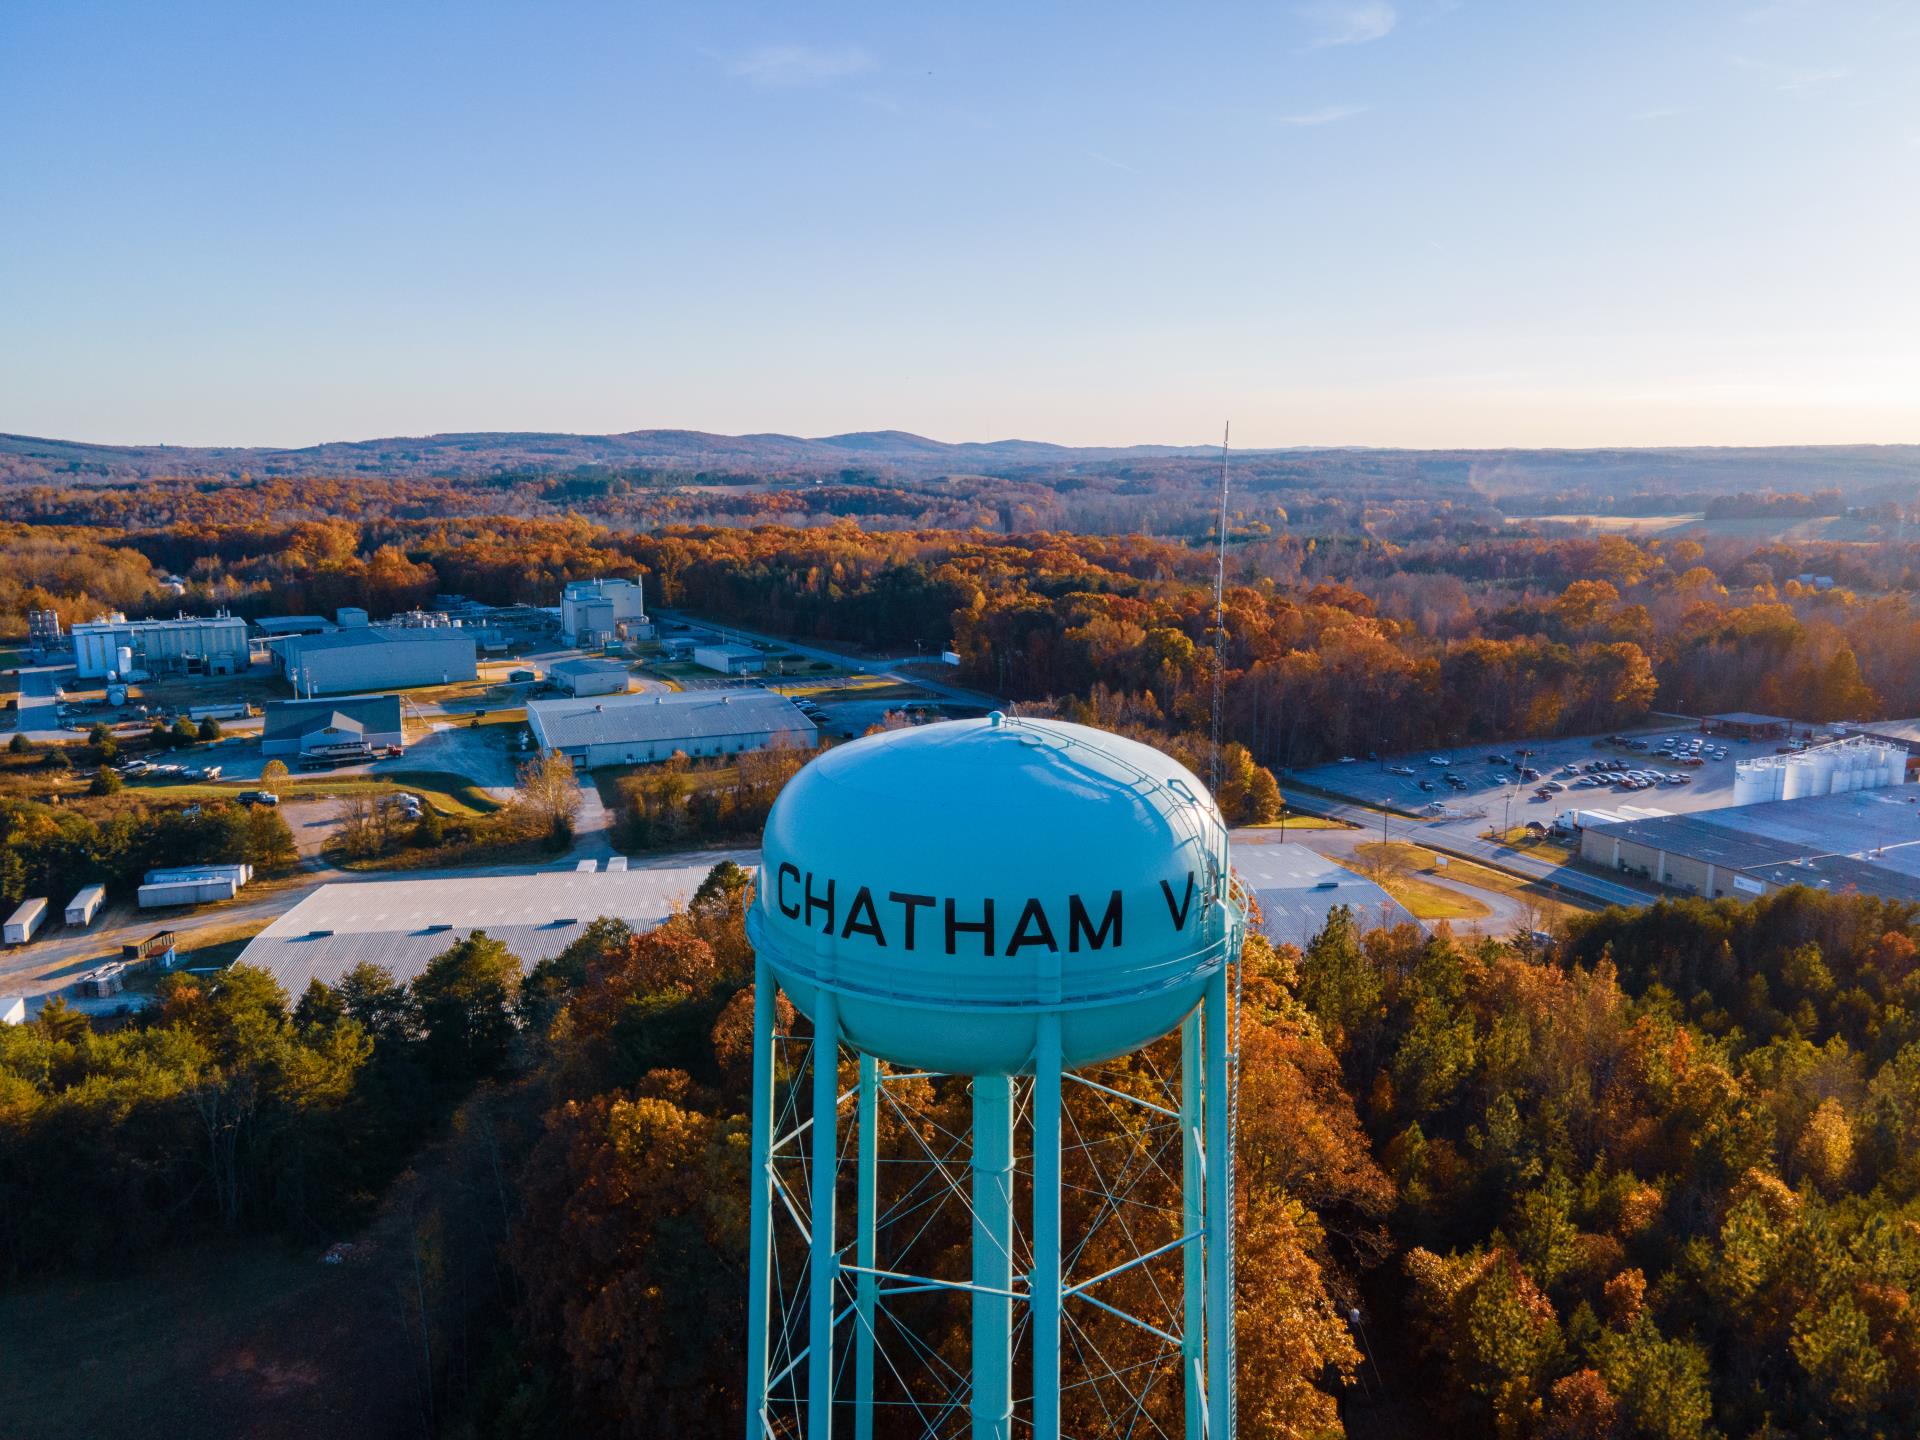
[2,428,1915,504]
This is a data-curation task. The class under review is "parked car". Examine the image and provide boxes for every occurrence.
[237,790,279,807]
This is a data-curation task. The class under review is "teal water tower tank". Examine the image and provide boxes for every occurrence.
[749,712,1238,1075]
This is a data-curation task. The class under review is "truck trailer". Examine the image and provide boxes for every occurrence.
[65,884,107,928]
[4,898,49,945]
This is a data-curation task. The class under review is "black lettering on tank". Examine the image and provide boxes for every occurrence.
[1004,897,1059,956]
[1068,891,1123,952]
[889,891,935,949]
[805,873,836,934]
[840,885,885,943]
[1160,872,1195,930]
[945,897,995,957]
[777,863,801,920]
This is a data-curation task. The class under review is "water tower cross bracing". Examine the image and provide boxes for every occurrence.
[744,713,1246,1438]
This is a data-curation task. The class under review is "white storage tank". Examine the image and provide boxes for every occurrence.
[116,645,135,676]
[4,897,49,945]
[65,884,106,928]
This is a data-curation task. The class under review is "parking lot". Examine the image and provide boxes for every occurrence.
[1287,721,1774,843]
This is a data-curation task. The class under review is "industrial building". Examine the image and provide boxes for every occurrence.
[0,996,24,1026]
[260,695,405,759]
[1733,736,1908,805]
[692,641,765,674]
[271,626,477,695]
[561,577,649,646]
[1579,787,1920,903]
[236,864,711,991]
[548,657,633,697]
[527,688,816,769]
[1701,711,1797,741]
[1841,718,1920,757]
[254,615,335,639]
[72,611,249,679]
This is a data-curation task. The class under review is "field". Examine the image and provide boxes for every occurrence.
[1241,810,1350,832]
[1341,841,1492,920]
[128,768,503,818]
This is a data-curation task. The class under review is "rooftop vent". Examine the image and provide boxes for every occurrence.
[306,928,334,939]
[423,923,452,934]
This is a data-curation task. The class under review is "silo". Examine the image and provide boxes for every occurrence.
[746,714,1245,1440]
[116,645,134,677]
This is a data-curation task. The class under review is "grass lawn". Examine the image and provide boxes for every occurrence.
[1494,827,1577,865]
[1340,844,1493,920]
[1355,839,1595,924]
[778,677,928,703]
[1242,810,1350,832]
[130,769,502,817]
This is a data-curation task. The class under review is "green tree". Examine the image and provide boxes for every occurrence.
[260,757,290,785]
[244,805,298,873]
[170,716,200,747]
[197,716,223,742]
[337,962,413,1044]
[413,931,521,1081]
[87,723,118,763]
[88,767,121,796]
[6,732,29,755]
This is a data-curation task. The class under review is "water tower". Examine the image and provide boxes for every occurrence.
[744,713,1245,1438]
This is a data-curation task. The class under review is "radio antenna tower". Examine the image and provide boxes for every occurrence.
[1209,423,1231,799]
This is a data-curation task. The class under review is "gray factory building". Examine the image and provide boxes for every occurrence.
[272,626,477,695]
[528,688,816,769]
[72,612,250,679]
[1579,787,1920,903]
[548,657,633,697]
[260,695,405,758]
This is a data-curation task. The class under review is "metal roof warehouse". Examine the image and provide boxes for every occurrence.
[527,688,816,768]
[236,866,715,992]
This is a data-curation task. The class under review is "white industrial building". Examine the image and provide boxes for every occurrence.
[548,657,633,697]
[693,641,765,675]
[561,577,649,646]
[527,688,816,769]
[260,695,405,758]
[72,611,250,679]
[0,995,25,1026]
[236,864,711,991]
[271,626,477,695]
[1732,736,1908,805]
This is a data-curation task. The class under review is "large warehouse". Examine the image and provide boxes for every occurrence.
[72,611,250,679]
[1580,787,1920,903]
[260,695,405,758]
[527,688,816,769]
[236,865,711,991]
[271,626,477,695]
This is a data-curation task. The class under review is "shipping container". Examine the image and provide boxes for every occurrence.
[138,878,239,908]
[64,884,106,928]
[4,897,48,945]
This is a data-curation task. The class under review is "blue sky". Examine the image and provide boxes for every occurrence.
[3,0,1916,448]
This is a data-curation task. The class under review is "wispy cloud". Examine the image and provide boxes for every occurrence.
[1279,103,1371,126]
[1777,65,1849,92]
[1089,150,1137,173]
[729,44,877,88]
[1301,2,1398,48]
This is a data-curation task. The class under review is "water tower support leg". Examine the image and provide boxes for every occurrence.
[810,991,841,1440]
[1181,1008,1204,1440]
[746,958,775,1440]
[1203,969,1235,1439]
[1031,1015,1063,1440]
[854,1053,878,1440]
[973,1073,1015,1440]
